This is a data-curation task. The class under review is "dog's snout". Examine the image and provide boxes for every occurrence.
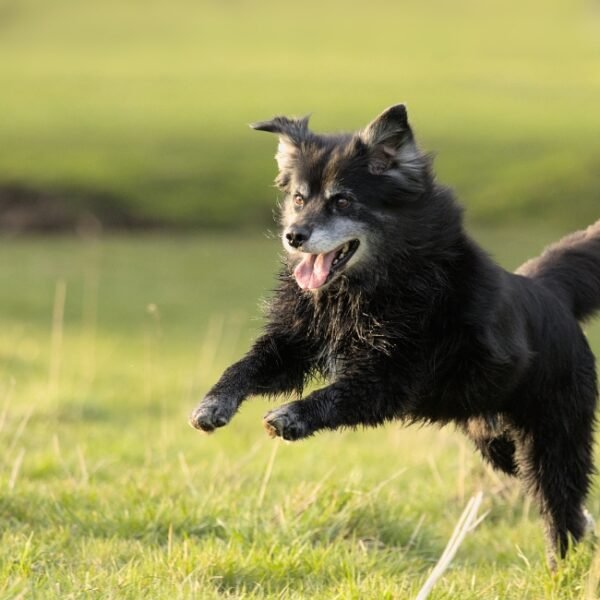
[285,227,311,248]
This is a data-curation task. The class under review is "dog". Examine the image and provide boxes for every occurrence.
[190,104,600,564]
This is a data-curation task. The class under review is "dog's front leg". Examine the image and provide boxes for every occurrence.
[190,333,311,433]
[263,375,399,441]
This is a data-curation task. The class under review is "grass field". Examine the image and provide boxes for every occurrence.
[1,226,600,598]
[0,0,599,228]
[2,1,599,596]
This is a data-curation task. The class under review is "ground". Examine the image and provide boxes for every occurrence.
[1,226,599,598]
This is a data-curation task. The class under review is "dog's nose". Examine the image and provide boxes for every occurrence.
[285,227,311,248]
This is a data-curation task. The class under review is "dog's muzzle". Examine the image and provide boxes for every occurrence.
[285,226,312,249]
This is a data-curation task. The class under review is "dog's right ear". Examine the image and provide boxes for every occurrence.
[250,115,310,173]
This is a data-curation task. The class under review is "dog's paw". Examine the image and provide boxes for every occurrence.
[263,403,311,441]
[189,395,236,432]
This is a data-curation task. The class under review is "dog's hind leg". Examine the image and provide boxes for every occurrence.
[474,433,518,476]
[463,417,518,476]
[516,406,595,565]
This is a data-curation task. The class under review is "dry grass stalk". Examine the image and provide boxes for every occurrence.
[415,491,486,600]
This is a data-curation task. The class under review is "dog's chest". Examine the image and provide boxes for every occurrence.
[301,289,397,375]
[310,314,390,379]
[315,345,346,379]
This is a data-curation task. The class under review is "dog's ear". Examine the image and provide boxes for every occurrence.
[250,115,310,140]
[360,104,424,186]
[251,115,310,173]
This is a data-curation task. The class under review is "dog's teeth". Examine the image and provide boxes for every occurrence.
[332,242,354,269]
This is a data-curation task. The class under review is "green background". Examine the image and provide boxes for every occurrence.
[2,0,600,596]
[0,0,599,228]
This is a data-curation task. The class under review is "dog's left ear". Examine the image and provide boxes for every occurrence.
[360,104,423,180]
[250,115,310,173]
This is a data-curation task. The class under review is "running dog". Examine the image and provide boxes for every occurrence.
[190,105,600,563]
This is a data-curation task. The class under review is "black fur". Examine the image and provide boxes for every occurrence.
[190,105,600,564]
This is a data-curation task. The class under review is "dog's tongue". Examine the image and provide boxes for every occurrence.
[294,250,337,290]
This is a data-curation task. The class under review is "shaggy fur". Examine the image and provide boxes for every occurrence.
[190,105,600,564]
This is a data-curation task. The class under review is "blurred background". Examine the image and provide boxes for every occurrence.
[2,0,600,595]
[0,0,599,231]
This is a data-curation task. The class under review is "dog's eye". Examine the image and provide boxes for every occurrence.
[293,193,304,208]
[335,196,350,210]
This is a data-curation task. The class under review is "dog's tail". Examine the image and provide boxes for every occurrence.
[517,219,600,322]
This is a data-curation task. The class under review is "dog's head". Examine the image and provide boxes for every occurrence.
[252,105,432,291]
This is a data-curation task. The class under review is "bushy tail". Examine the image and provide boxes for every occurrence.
[517,219,600,321]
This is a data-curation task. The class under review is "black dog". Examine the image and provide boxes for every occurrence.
[190,105,600,563]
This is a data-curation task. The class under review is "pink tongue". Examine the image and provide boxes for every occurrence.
[294,250,337,290]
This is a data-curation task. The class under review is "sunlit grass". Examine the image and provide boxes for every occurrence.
[0,227,599,597]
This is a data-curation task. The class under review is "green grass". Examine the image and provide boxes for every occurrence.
[0,0,599,228]
[1,227,600,598]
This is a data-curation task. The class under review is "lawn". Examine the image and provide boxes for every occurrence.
[0,0,599,229]
[1,226,600,598]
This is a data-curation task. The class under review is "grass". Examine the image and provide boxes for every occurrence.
[1,226,600,598]
[0,0,599,228]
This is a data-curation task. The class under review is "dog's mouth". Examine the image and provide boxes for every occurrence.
[293,240,360,290]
